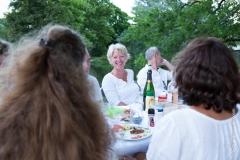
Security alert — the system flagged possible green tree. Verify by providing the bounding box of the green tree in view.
[82,0,130,56]
[122,0,240,63]
[5,0,130,56]
[0,18,8,40]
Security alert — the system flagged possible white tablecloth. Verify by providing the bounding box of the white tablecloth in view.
[113,133,151,156]
[110,111,152,156]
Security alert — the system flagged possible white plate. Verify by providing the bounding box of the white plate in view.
[114,124,152,141]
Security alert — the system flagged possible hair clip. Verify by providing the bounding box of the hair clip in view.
[40,38,50,46]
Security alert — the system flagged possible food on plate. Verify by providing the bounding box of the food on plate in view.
[123,124,131,130]
[120,108,130,122]
[113,124,124,133]
[124,109,130,114]
[130,127,144,134]
[109,106,130,122]
[113,124,152,140]
[131,135,142,139]
[120,116,130,122]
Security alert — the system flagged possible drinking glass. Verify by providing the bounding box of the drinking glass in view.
[119,128,125,142]
[101,102,110,116]
[130,102,144,125]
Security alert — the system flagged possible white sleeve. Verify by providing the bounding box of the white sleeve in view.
[166,70,173,80]
[101,74,121,106]
[147,116,181,160]
[90,76,103,102]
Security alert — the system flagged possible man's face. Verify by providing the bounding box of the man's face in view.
[155,51,163,66]
[82,53,90,74]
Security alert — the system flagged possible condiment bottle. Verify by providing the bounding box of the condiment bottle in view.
[155,108,163,125]
[143,65,155,113]
[148,108,155,127]
[158,95,167,102]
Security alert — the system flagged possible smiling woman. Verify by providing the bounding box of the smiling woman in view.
[102,43,140,106]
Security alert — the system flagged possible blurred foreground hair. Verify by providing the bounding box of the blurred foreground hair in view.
[0,24,115,160]
[175,37,240,113]
[0,38,11,55]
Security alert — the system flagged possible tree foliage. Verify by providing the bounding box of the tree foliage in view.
[0,18,8,39]
[5,0,130,56]
[121,0,240,67]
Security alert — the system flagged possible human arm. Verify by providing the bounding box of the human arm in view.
[160,59,174,71]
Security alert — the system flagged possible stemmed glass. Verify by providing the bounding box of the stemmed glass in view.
[119,128,125,142]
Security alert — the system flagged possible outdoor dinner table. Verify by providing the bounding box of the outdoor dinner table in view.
[104,102,186,157]
[109,111,153,156]
[113,130,151,156]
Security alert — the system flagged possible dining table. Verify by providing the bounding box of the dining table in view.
[104,101,187,157]
[107,110,153,157]
[113,132,151,156]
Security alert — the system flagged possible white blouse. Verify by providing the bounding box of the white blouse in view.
[147,105,240,160]
[137,64,172,96]
[101,69,140,106]
[88,75,102,102]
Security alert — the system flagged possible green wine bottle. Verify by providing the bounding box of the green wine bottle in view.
[143,65,155,112]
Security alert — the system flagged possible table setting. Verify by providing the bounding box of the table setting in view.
[101,101,188,156]
[102,102,153,156]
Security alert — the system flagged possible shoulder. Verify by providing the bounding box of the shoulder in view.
[88,75,99,84]
[102,73,113,84]
[125,69,133,74]
[160,108,194,125]
[88,75,97,81]
[138,65,148,73]
[103,73,112,80]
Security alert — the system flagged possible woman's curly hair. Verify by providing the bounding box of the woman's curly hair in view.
[175,37,240,113]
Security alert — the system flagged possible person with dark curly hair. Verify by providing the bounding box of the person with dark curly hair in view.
[135,37,240,160]
[0,24,118,160]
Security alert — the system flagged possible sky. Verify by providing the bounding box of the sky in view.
[0,0,135,18]
[110,0,135,16]
[0,0,11,18]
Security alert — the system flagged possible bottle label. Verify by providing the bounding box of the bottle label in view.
[145,96,154,112]
[149,116,155,127]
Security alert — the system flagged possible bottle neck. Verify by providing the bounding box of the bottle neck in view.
[146,70,152,81]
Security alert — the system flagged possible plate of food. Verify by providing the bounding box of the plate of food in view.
[113,124,152,141]
[107,106,131,123]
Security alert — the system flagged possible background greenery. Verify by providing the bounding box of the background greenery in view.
[0,0,240,85]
